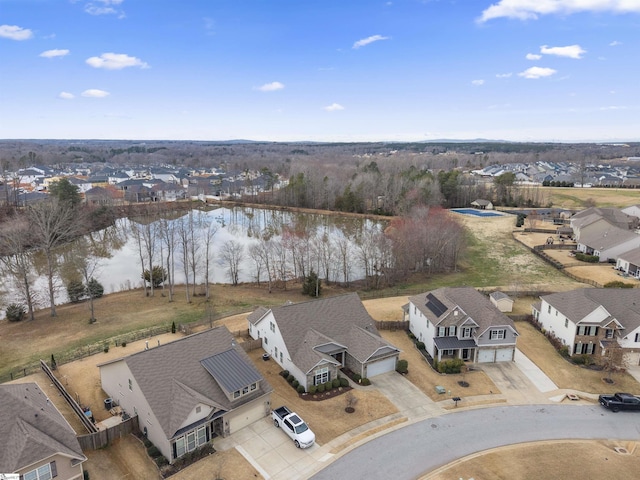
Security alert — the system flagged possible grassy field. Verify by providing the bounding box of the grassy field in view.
[544,186,640,209]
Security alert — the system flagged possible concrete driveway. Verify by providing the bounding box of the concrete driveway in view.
[369,372,444,419]
[476,349,556,404]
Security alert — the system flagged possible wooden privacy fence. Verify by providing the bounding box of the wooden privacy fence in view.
[40,360,98,434]
[77,415,139,450]
[375,320,409,331]
[240,337,263,352]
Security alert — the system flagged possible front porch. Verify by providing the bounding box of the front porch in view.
[433,337,477,362]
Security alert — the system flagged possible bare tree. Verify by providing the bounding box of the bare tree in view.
[200,212,220,299]
[64,236,104,323]
[0,217,38,320]
[219,240,244,285]
[158,215,179,302]
[28,199,82,316]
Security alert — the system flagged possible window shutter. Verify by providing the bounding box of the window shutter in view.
[51,461,58,478]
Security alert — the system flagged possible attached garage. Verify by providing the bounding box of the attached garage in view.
[477,349,495,363]
[365,356,397,377]
[227,397,270,433]
[624,351,640,367]
[495,347,515,362]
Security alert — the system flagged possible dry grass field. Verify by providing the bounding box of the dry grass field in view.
[545,186,640,209]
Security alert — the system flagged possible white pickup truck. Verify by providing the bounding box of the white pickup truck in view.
[272,405,315,448]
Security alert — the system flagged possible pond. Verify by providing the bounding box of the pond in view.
[0,206,387,308]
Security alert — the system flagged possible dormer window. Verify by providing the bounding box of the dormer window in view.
[462,327,471,338]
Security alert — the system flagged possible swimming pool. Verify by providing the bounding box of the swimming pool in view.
[451,208,503,217]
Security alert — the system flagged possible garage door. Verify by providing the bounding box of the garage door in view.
[477,349,495,363]
[227,400,267,433]
[366,356,397,377]
[495,348,514,362]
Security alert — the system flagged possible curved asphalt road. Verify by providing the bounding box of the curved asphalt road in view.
[311,405,640,480]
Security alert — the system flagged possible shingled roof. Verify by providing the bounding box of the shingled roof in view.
[409,287,516,336]
[100,326,271,440]
[266,293,399,374]
[541,289,640,332]
[0,383,86,473]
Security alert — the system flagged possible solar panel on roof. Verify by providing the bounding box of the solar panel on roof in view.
[426,293,447,317]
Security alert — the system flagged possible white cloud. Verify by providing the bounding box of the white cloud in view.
[352,35,390,49]
[540,44,586,59]
[0,25,33,41]
[518,66,557,79]
[496,72,512,78]
[255,81,284,92]
[86,53,149,70]
[58,92,75,100]
[471,79,485,86]
[609,40,622,46]
[526,53,542,60]
[479,0,640,22]
[84,0,125,17]
[40,49,70,58]
[600,105,627,110]
[81,89,110,98]
[323,103,345,111]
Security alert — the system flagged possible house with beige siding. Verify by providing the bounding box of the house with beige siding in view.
[0,383,86,479]
[248,293,400,389]
[406,287,518,363]
[99,326,272,464]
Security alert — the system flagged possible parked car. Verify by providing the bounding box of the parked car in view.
[598,392,640,412]
[272,405,315,448]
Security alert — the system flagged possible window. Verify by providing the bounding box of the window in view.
[636,333,640,343]
[443,349,454,356]
[233,390,240,399]
[274,346,278,357]
[250,382,257,391]
[547,305,551,314]
[279,351,283,362]
[242,385,249,395]
[605,329,614,339]
[314,367,330,385]
[577,326,598,336]
[565,318,568,328]
[196,406,201,414]
[438,327,446,337]
[128,378,132,391]
[270,321,275,333]
[174,425,208,460]
[448,326,456,336]
[24,462,55,480]
[489,329,506,340]
[462,327,471,338]
[264,337,268,345]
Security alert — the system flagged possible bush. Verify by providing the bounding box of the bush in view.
[416,341,425,351]
[103,344,109,353]
[6,303,26,322]
[87,278,104,298]
[280,370,289,378]
[339,377,349,387]
[332,378,340,388]
[324,381,333,391]
[396,359,408,374]
[575,252,599,263]
[286,374,295,383]
[308,385,317,395]
[559,345,570,358]
[436,358,465,374]
[407,332,416,340]
[317,384,325,393]
[121,341,127,347]
[154,456,169,467]
[147,445,161,458]
[171,321,176,334]
[292,379,299,389]
[67,279,86,303]
[83,471,90,480]
[143,438,153,448]
[360,377,371,386]
[604,281,634,288]
[296,384,305,393]
[353,373,361,382]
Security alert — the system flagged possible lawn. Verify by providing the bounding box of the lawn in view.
[545,186,640,209]
[514,320,640,394]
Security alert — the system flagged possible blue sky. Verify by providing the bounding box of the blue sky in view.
[1,0,639,142]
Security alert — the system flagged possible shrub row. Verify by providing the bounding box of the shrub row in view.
[575,252,599,263]
[280,369,306,394]
[433,358,464,374]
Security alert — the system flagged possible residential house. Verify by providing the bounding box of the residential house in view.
[489,291,514,313]
[622,204,640,220]
[151,182,186,202]
[406,287,518,363]
[532,289,640,366]
[470,199,494,210]
[615,248,640,279]
[575,222,640,262]
[247,293,400,389]
[570,207,639,238]
[0,382,86,479]
[99,326,272,464]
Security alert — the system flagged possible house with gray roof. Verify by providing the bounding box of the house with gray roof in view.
[247,293,400,389]
[0,382,86,479]
[576,222,640,262]
[406,287,518,363]
[98,326,272,464]
[532,289,640,366]
[616,248,640,279]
